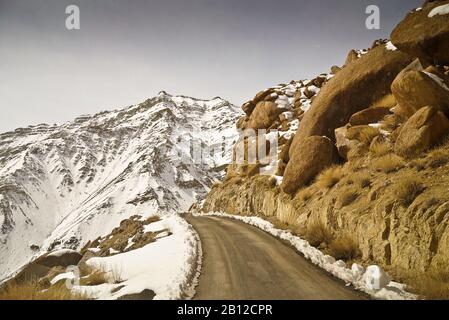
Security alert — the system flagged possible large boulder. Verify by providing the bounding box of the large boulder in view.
[391,0,449,65]
[242,101,255,116]
[392,60,449,118]
[283,45,412,194]
[281,136,339,194]
[395,106,449,157]
[247,101,285,129]
[349,107,391,126]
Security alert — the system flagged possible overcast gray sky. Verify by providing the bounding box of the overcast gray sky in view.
[0,0,422,133]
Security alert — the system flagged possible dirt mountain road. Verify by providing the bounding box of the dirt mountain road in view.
[186,215,367,300]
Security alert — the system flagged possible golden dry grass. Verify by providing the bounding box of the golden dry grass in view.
[305,220,333,247]
[337,187,359,208]
[347,144,369,161]
[316,166,344,189]
[348,171,371,189]
[80,266,123,286]
[393,176,425,207]
[370,94,396,109]
[380,114,402,132]
[297,188,314,202]
[327,235,361,261]
[407,268,449,300]
[0,281,89,300]
[358,127,380,145]
[369,140,391,157]
[426,149,449,169]
[373,154,404,173]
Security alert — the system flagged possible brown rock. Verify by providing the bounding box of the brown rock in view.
[281,136,339,194]
[349,107,391,126]
[312,76,326,88]
[284,45,412,194]
[331,65,342,74]
[345,49,359,65]
[303,86,317,99]
[236,116,247,130]
[392,60,449,118]
[335,125,358,159]
[276,136,293,176]
[242,101,255,116]
[36,250,83,268]
[391,0,449,65]
[247,101,284,129]
[425,65,449,84]
[253,88,275,104]
[395,106,449,157]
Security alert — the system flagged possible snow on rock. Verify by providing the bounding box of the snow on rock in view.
[51,271,76,285]
[385,41,398,51]
[47,249,78,257]
[74,214,202,300]
[351,263,365,280]
[194,212,416,300]
[428,4,449,18]
[423,71,449,91]
[363,265,391,291]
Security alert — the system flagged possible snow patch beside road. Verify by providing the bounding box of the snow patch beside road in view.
[74,213,202,300]
[194,212,416,300]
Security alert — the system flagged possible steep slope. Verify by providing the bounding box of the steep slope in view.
[200,2,449,299]
[0,92,242,279]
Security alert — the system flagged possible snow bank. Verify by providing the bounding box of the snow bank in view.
[73,213,202,300]
[47,249,78,257]
[51,271,76,285]
[194,212,416,300]
[428,4,449,17]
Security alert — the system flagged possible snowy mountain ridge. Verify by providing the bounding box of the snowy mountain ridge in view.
[0,92,242,279]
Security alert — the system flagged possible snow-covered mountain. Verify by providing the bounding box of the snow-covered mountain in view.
[0,92,242,279]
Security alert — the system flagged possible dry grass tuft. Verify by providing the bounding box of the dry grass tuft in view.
[369,140,391,157]
[337,187,359,208]
[316,166,344,189]
[347,144,369,161]
[80,270,108,286]
[327,235,361,261]
[393,177,425,207]
[407,268,449,300]
[348,171,371,189]
[80,265,123,286]
[373,154,404,173]
[358,127,380,145]
[305,220,333,247]
[426,149,449,169]
[297,188,314,203]
[370,94,396,109]
[0,281,89,300]
[380,114,402,132]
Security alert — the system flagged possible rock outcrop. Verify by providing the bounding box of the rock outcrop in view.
[349,107,392,126]
[199,3,449,297]
[395,106,449,157]
[391,0,449,65]
[392,60,449,118]
[281,136,339,194]
[282,44,412,194]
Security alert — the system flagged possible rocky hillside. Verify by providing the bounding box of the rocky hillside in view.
[201,0,449,298]
[0,92,241,280]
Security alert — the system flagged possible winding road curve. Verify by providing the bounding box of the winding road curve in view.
[186,214,367,300]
